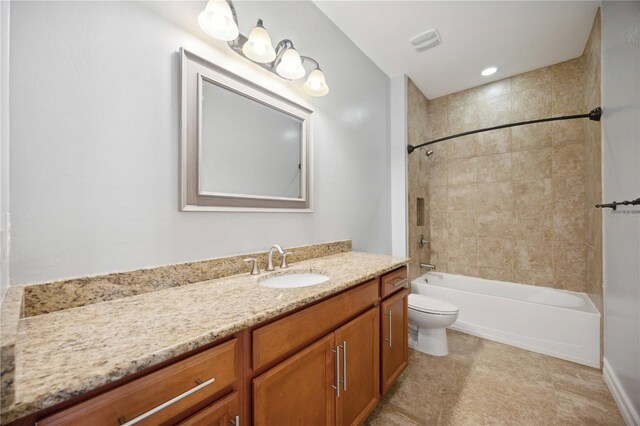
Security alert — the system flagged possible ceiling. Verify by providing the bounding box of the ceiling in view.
[314,1,600,99]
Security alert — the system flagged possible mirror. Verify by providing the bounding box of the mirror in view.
[181,48,314,211]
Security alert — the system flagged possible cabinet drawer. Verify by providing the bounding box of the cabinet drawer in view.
[38,338,239,426]
[252,279,378,371]
[380,267,407,299]
[177,391,239,426]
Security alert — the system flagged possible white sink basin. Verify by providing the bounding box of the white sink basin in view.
[260,273,330,289]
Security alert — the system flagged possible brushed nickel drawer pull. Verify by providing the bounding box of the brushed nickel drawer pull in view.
[385,309,392,347]
[330,345,340,398]
[342,340,347,392]
[119,377,215,426]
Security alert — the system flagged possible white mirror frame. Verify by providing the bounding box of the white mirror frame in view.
[180,48,314,212]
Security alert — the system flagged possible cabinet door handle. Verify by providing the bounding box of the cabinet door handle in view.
[342,340,347,392]
[230,415,240,426]
[118,377,215,425]
[385,309,392,347]
[331,345,340,398]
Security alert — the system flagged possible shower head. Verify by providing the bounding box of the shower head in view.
[420,148,434,157]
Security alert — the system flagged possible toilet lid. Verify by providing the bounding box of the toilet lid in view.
[408,294,459,314]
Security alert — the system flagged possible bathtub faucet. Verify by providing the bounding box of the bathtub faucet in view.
[420,263,436,271]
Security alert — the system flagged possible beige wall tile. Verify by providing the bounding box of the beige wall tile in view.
[447,262,479,277]
[514,240,552,269]
[478,211,514,238]
[448,158,478,185]
[448,87,479,108]
[512,148,552,180]
[478,238,515,269]
[430,210,448,238]
[553,242,586,292]
[553,177,585,211]
[553,143,585,178]
[478,182,514,212]
[511,66,552,93]
[429,238,448,262]
[428,186,448,211]
[478,95,512,127]
[476,79,512,101]
[448,104,479,133]
[513,210,553,241]
[512,122,552,152]
[511,86,552,120]
[552,120,585,146]
[479,266,514,282]
[448,210,478,237]
[513,179,552,210]
[427,158,448,187]
[478,129,511,155]
[553,210,586,242]
[514,266,554,287]
[478,153,512,183]
[448,184,478,211]
[448,135,478,160]
[447,236,478,264]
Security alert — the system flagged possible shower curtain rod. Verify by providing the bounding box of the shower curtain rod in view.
[406,107,602,154]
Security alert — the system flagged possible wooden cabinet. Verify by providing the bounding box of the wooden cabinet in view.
[253,334,336,426]
[380,289,409,395]
[178,391,239,426]
[31,267,408,426]
[335,307,380,426]
[253,307,380,426]
[38,339,240,426]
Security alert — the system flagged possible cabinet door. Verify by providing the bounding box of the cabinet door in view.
[334,307,380,426]
[177,391,239,426]
[253,333,336,426]
[381,290,409,395]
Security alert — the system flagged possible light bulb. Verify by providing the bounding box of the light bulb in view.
[242,21,276,63]
[275,48,306,80]
[198,0,239,41]
[303,69,329,96]
[481,66,498,76]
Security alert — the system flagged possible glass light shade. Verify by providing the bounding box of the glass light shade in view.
[242,24,276,63]
[198,0,239,41]
[275,48,306,80]
[303,69,329,96]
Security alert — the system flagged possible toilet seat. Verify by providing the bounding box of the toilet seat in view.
[408,294,459,315]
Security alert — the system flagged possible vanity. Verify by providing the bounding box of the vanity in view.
[1,249,409,425]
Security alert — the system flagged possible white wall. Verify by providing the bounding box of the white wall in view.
[8,1,391,284]
[0,0,10,300]
[389,75,407,257]
[602,1,640,424]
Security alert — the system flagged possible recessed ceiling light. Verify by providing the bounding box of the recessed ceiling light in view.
[481,66,499,77]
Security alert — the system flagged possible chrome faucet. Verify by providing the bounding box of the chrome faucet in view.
[266,244,292,271]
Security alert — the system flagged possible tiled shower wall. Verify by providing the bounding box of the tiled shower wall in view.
[407,80,430,280]
[583,11,602,311]
[408,14,602,293]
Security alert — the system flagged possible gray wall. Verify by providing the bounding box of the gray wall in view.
[602,1,640,422]
[8,1,391,284]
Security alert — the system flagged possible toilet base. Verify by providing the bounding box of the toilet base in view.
[416,327,449,356]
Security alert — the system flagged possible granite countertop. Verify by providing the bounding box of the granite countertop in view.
[2,251,409,424]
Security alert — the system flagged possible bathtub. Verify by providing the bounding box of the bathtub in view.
[412,272,601,368]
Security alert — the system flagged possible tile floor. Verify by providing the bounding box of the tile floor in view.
[366,331,624,425]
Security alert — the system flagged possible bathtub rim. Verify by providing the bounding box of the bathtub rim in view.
[411,272,600,316]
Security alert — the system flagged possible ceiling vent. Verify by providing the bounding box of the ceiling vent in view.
[410,29,441,52]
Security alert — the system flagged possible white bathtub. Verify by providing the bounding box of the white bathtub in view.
[412,272,601,368]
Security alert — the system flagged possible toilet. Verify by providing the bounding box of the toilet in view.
[408,294,459,356]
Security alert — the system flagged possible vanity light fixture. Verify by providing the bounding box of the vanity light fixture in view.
[198,0,329,96]
[481,66,499,76]
[242,20,276,63]
[197,0,239,42]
